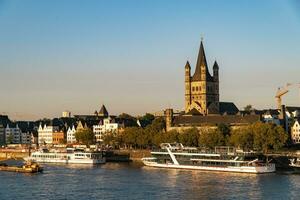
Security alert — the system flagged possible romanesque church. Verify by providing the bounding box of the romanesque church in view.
[185,40,219,115]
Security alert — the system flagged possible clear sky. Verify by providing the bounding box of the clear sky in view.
[0,0,300,120]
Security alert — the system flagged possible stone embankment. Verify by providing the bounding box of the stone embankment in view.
[112,149,151,162]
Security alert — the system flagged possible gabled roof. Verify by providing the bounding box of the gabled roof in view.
[186,108,202,116]
[192,41,213,82]
[219,102,239,115]
[99,105,109,117]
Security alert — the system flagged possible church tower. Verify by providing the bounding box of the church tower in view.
[185,61,191,112]
[184,40,219,115]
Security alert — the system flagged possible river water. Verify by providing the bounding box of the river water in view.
[0,162,299,200]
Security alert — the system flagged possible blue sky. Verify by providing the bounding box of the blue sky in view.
[0,0,300,120]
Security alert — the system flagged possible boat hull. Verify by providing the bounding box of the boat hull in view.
[24,157,106,164]
[142,161,275,174]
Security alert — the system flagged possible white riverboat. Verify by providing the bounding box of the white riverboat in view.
[25,148,106,164]
[142,143,275,174]
[289,158,300,168]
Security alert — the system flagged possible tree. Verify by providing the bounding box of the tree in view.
[252,122,288,153]
[229,127,254,151]
[199,129,225,149]
[75,129,95,145]
[244,105,253,112]
[140,113,155,127]
[179,128,200,147]
[123,127,144,149]
[118,113,138,127]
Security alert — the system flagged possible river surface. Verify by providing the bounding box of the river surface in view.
[0,161,300,200]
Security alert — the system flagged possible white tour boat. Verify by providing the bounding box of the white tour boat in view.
[289,158,300,168]
[142,143,275,174]
[25,148,106,164]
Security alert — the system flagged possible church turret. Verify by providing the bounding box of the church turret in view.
[213,61,219,81]
[185,61,191,112]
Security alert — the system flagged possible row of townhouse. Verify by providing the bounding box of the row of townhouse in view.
[0,121,34,145]
[38,117,122,145]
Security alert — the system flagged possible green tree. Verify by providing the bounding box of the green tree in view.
[179,128,200,147]
[229,127,254,151]
[199,129,225,149]
[118,113,138,127]
[252,122,288,153]
[75,128,95,145]
[123,127,144,149]
[140,113,155,127]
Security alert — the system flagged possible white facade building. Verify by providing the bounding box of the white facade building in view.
[262,114,280,125]
[5,124,22,144]
[38,124,59,144]
[93,118,119,142]
[291,120,300,144]
[67,125,76,143]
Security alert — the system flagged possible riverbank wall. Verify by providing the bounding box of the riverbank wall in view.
[111,149,151,162]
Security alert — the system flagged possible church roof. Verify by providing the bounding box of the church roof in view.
[213,61,219,69]
[99,105,109,117]
[185,61,191,69]
[219,102,239,115]
[192,41,213,81]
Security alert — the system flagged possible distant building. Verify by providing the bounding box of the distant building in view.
[67,125,76,143]
[5,124,22,144]
[0,124,4,145]
[291,120,300,144]
[165,108,261,132]
[38,124,59,144]
[52,131,65,144]
[62,111,71,118]
[262,109,281,125]
[93,117,119,142]
[0,115,11,145]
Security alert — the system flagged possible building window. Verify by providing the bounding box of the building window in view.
[192,87,195,91]
[196,87,198,91]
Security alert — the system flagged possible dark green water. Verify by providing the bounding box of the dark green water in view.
[0,162,299,200]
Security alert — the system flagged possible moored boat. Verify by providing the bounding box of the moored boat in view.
[0,162,43,173]
[25,148,106,164]
[289,158,300,168]
[142,143,275,174]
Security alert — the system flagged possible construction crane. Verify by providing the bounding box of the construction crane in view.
[275,83,300,109]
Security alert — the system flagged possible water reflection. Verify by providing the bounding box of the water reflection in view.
[1,162,300,200]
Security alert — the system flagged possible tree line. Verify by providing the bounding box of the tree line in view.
[101,118,288,153]
[74,113,288,153]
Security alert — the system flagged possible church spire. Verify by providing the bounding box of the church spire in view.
[192,40,213,81]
